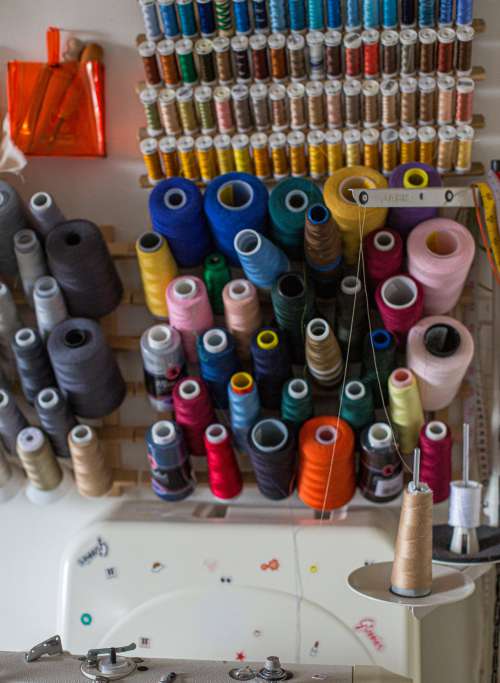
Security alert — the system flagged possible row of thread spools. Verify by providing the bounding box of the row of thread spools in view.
[141,122,474,185]
[0,182,129,500]
[138,162,474,504]
[138,0,475,43]
[137,25,476,91]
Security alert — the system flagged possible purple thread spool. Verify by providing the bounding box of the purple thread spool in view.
[386,162,442,238]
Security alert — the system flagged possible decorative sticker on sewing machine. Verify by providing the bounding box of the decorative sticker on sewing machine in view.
[80,613,92,626]
[309,641,320,657]
[78,537,109,567]
[220,576,233,583]
[105,567,118,579]
[138,637,151,649]
[253,630,262,638]
[309,564,319,574]
[260,558,280,571]
[151,562,165,573]
[354,619,385,652]
[203,558,218,572]
[235,651,246,661]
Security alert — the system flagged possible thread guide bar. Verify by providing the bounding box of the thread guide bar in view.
[351,188,476,208]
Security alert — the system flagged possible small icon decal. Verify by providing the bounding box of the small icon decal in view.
[309,564,319,574]
[260,558,280,571]
[203,559,218,572]
[105,567,118,579]
[354,618,384,652]
[235,651,246,662]
[78,537,109,567]
[151,562,165,573]
[80,613,92,626]
[309,641,319,657]
[139,637,151,648]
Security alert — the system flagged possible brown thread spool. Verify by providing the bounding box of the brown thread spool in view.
[325,30,342,79]
[390,451,433,598]
[288,33,307,81]
[436,125,456,173]
[325,80,343,129]
[231,84,252,133]
[214,85,235,134]
[418,28,437,75]
[213,36,233,83]
[231,35,251,83]
[437,75,455,125]
[305,318,344,387]
[381,79,398,128]
[69,425,113,497]
[157,39,181,87]
[268,33,287,82]
[437,28,455,76]
[222,279,262,359]
[304,204,342,267]
[456,77,474,125]
[250,34,269,82]
[159,88,182,135]
[250,83,270,131]
[288,82,307,130]
[418,76,436,125]
[17,426,62,492]
[381,30,399,78]
[269,83,288,132]
[344,79,362,128]
[306,81,326,130]
[196,39,217,85]
[400,29,417,76]
[139,41,162,87]
[362,80,380,128]
[456,26,474,76]
[400,77,418,126]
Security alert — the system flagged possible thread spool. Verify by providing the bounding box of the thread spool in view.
[419,421,452,504]
[204,173,268,266]
[449,481,482,554]
[407,316,474,411]
[172,377,215,455]
[147,420,195,501]
[390,454,433,598]
[68,425,113,497]
[247,418,296,500]
[271,272,314,363]
[29,192,65,238]
[197,328,240,408]
[46,220,123,319]
[281,378,313,433]
[33,276,68,342]
[222,279,262,359]
[0,180,29,276]
[203,252,231,315]
[323,166,388,264]
[166,276,214,363]
[234,229,290,290]
[359,422,403,502]
[269,178,323,259]
[387,163,442,237]
[407,218,475,315]
[306,318,343,387]
[364,228,403,290]
[335,275,367,362]
[362,328,396,407]
[136,232,178,319]
[149,178,212,267]
[388,368,425,455]
[0,282,22,371]
[228,371,261,449]
[14,230,48,306]
[0,389,28,455]
[141,324,185,412]
[304,203,343,298]
[251,328,292,410]
[17,427,62,493]
[375,274,424,343]
[12,328,56,405]
[340,380,374,432]
[48,318,126,419]
[35,387,77,459]
[298,416,356,511]
[204,423,243,499]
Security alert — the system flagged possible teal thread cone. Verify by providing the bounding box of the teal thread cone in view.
[281,378,314,432]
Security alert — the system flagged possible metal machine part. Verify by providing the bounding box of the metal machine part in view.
[81,642,137,681]
[351,187,476,208]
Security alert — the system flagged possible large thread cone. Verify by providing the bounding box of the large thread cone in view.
[391,484,433,597]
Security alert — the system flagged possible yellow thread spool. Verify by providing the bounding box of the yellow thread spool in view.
[418,126,436,165]
[214,134,235,173]
[68,425,113,498]
[381,128,398,177]
[257,330,279,350]
[288,131,307,178]
[399,126,418,164]
[136,231,178,318]
[307,130,327,180]
[344,129,361,167]
[388,368,424,455]
[269,132,289,179]
[177,135,200,180]
[251,133,271,180]
[232,133,253,173]
[403,167,429,189]
[323,165,388,264]
[455,124,474,173]
[140,138,164,185]
[325,130,343,175]
[195,135,218,183]
[362,128,380,170]
[159,136,178,178]
[230,371,254,393]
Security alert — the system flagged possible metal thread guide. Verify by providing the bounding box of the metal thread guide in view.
[450,423,480,555]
